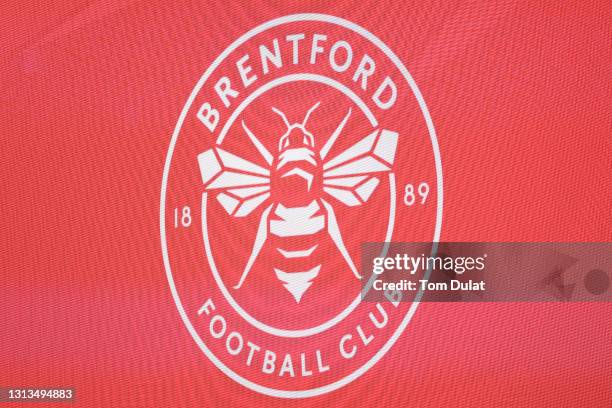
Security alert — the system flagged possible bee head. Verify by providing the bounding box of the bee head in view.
[273,102,319,153]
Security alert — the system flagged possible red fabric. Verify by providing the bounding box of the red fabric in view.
[1,1,610,407]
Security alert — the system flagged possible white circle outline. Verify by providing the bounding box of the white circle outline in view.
[160,13,443,398]
[203,72,393,338]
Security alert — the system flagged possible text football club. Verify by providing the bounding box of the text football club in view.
[161,14,443,398]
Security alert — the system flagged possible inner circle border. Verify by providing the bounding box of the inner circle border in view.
[160,13,444,398]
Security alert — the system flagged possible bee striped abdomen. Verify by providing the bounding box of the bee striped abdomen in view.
[270,200,324,302]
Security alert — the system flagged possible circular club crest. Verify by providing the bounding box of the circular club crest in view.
[161,14,442,398]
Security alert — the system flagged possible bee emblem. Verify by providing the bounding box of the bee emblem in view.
[198,102,398,302]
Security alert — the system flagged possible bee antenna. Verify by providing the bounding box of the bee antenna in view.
[271,107,291,130]
[301,101,320,128]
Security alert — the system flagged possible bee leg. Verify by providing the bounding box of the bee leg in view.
[320,199,361,280]
[234,204,274,289]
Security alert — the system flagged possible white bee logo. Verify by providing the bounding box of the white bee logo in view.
[197,102,398,302]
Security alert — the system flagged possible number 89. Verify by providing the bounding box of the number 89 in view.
[403,182,429,206]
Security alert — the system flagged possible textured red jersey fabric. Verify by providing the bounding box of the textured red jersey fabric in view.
[1,1,610,407]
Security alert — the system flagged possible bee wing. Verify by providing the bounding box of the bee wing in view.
[322,129,398,206]
[198,147,271,217]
